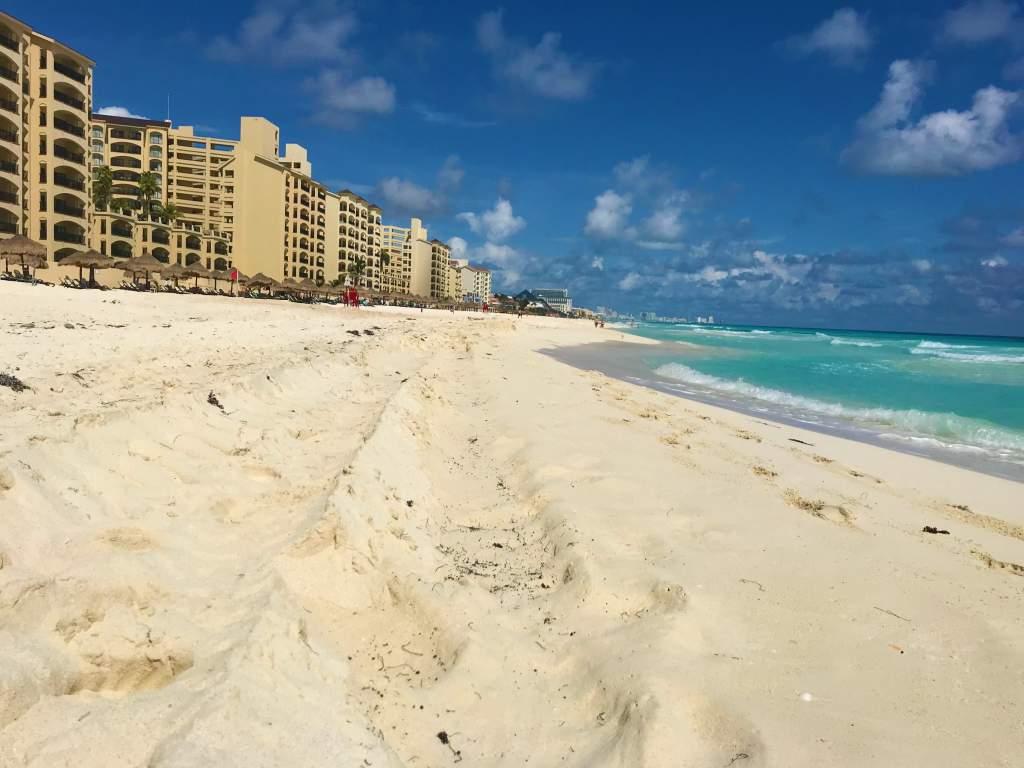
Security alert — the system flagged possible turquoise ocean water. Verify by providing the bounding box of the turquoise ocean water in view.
[617,323,1024,479]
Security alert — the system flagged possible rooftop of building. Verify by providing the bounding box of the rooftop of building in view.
[0,11,96,67]
[91,113,173,129]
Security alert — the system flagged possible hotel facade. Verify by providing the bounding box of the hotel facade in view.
[0,11,494,301]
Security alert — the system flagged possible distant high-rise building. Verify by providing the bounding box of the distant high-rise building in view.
[533,288,572,314]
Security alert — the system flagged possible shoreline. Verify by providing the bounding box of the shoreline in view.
[2,282,1023,766]
[543,339,1024,483]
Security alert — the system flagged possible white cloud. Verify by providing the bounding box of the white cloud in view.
[584,190,632,238]
[636,240,687,251]
[618,272,643,291]
[373,156,463,216]
[449,236,468,260]
[786,8,873,67]
[591,256,604,271]
[413,103,496,128]
[841,59,1023,176]
[438,155,464,191]
[940,0,1019,44]
[912,258,933,272]
[1002,227,1024,246]
[376,178,443,215]
[477,10,598,100]
[209,5,358,65]
[457,198,526,241]
[96,106,146,119]
[982,255,1009,267]
[643,193,688,241]
[311,70,395,126]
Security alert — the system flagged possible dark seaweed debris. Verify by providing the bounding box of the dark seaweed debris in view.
[207,392,224,411]
[0,372,29,392]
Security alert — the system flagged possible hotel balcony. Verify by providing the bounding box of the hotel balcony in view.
[110,141,141,155]
[54,196,86,219]
[0,63,17,84]
[110,220,133,238]
[53,60,87,86]
[53,223,86,245]
[53,142,85,165]
[0,89,17,116]
[0,28,19,56]
[54,170,86,192]
[53,86,86,113]
[53,114,86,141]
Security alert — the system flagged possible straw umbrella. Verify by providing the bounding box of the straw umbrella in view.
[0,234,47,277]
[158,262,188,289]
[298,277,318,299]
[209,269,233,293]
[245,272,275,296]
[115,253,166,289]
[61,249,118,287]
[180,261,211,290]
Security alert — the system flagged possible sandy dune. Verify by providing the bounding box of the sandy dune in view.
[1,282,1021,766]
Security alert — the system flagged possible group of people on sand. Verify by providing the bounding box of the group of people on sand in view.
[594,319,606,328]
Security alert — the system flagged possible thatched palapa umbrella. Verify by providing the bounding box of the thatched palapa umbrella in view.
[116,253,166,289]
[158,262,188,288]
[60,249,118,287]
[279,277,301,292]
[0,234,47,277]
[180,261,210,289]
[298,277,318,297]
[209,269,233,292]
[245,272,276,296]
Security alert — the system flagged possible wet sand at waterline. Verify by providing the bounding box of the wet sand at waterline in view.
[1,281,1021,766]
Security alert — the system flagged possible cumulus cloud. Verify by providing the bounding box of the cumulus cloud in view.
[412,103,496,128]
[96,106,147,119]
[476,9,598,100]
[982,255,1009,266]
[208,4,358,65]
[912,258,933,272]
[1002,227,1024,246]
[373,156,463,216]
[841,59,1023,176]
[584,190,633,238]
[940,0,1020,44]
[449,236,468,260]
[375,178,444,215]
[457,197,526,241]
[643,192,689,241]
[785,8,873,67]
[618,272,644,291]
[310,71,395,126]
[591,256,604,271]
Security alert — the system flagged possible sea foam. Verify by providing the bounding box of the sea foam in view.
[653,363,1024,454]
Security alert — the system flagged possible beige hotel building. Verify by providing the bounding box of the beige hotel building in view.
[1,12,94,259]
[1,11,494,301]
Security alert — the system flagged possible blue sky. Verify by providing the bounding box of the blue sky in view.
[16,0,1024,333]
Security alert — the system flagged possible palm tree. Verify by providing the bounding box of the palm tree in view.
[347,255,367,288]
[156,201,180,223]
[92,166,112,211]
[137,172,159,216]
[111,197,136,214]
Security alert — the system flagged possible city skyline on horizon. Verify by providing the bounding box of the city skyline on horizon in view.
[6,0,1024,334]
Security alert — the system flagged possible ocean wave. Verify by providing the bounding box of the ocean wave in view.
[830,338,883,348]
[911,342,1024,364]
[688,328,768,337]
[653,363,1024,453]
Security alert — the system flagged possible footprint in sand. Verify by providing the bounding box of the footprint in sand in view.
[784,490,854,527]
[752,465,778,479]
[100,527,156,551]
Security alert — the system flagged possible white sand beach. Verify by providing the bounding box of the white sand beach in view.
[1,281,1022,767]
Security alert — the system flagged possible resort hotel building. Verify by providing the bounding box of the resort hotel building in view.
[0,10,493,300]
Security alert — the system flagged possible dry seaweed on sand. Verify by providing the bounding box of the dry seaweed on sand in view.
[0,372,29,392]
